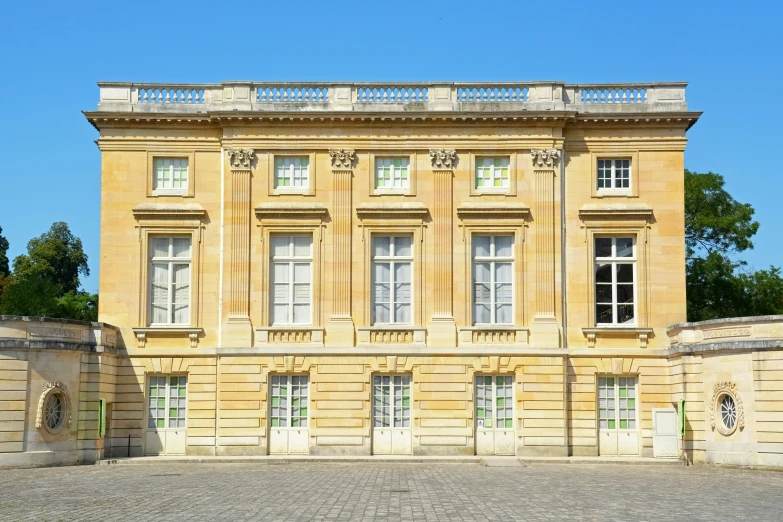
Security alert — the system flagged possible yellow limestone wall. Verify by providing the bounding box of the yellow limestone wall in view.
[90,112,694,458]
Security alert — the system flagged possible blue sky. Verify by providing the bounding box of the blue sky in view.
[0,0,779,293]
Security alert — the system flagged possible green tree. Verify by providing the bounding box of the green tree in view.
[685,170,783,321]
[12,222,89,294]
[0,274,61,317]
[56,291,99,322]
[0,226,9,277]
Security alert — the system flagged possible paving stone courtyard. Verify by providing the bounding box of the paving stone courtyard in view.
[0,461,781,521]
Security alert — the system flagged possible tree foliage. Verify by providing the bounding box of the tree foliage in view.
[0,222,97,321]
[0,226,9,278]
[12,221,89,294]
[685,170,783,321]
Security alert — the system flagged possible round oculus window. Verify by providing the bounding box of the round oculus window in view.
[720,394,737,432]
[45,392,65,432]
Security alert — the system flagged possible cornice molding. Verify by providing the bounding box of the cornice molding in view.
[132,203,206,219]
[578,204,653,221]
[254,203,329,220]
[355,202,429,220]
[456,203,531,220]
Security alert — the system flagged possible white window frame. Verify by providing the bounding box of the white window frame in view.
[372,375,411,428]
[375,157,410,190]
[371,235,413,325]
[594,237,637,326]
[148,236,192,326]
[270,235,313,326]
[152,158,189,195]
[598,376,637,431]
[475,157,511,191]
[269,375,309,428]
[596,158,631,193]
[475,375,514,429]
[472,235,514,325]
[147,375,188,429]
[274,156,310,189]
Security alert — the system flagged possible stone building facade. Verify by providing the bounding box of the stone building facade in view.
[3,81,777,467]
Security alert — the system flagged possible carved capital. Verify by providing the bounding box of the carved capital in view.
[329,148,356,169]
[429,148,457,169]
[227,148,255,170]
[531,148,559,168]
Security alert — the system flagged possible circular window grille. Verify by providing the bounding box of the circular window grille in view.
[45,393,65,431]
[720,395,737,431]
[711,382,744,436]
[36,381,71,435]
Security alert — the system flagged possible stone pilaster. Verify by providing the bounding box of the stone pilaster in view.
[224,148,255,346]
[530,148,560,347]
[428,149,458,347]
[325,149,356,347]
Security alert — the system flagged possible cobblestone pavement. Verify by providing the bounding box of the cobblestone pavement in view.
[1,462,782,521]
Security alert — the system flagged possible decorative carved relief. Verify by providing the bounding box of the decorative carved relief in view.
[710,381,745,436]
[329,148,356,169]
[227,148,255,170]
[36,381,71,434]
[429,148,457,169]
[472,330,517,344]
[531,148,559,168]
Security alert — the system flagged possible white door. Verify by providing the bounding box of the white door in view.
[145,375,187,455]
[269,375,309,455]
[475,375,516,456]
[598,376,638,456]
[372,375,412,455]
[652,408,679,458]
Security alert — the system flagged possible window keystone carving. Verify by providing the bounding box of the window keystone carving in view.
[531,148,559,168]
[329,148,356,169]
[429,148,457,169]
[227,148,255,170]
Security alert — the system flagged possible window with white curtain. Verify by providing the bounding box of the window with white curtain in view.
[149,237,191,325]
[472,235,513,325]
[153,158,188,193]
[275,157,310,189]
[271,235,312,325]
[372,236,413,324]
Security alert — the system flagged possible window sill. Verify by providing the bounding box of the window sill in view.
[255,326,324,347]
[594,190,634,198]
[581,327,653,349]
[132,327,203,348]
[151,190,189,197]
[459,326,530,345]
[357,326,425,346]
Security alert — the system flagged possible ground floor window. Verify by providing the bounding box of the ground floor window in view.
[270,375,309,428]
[598,376,636,430]
[148,375,187,429]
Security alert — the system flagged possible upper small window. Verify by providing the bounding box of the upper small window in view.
[597,159,631,192]
[153,158,189,194]
[275,157,310,189]
[476,157,510,190]
[376,158,410,190]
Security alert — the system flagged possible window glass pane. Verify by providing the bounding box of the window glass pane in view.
[495,263,512,283]
[172,238,191,258]
[293,236,311,257]
[616,264,634,283]
[394,262,411,283]
[272,263,289,283]
[595,284,612,303]
[293,263,310,284]
[151,238,170,258]
[595,238,612,258]
[596,304,613,324]
[595,263,612,283]
[494,236,513,257]
[395,303,411,323]
[495,304,512,323]
[373,236,391,257]
[618,305,635,324]
[293,304,310,324]
[374,303,390,323]
[616,238,634,258]
[474,263,491,283]
[272,236,290,257]
[394,236,412,257]
[473,236,490,257]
